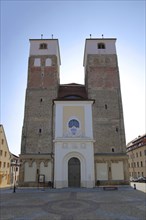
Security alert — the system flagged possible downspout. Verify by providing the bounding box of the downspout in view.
[51,101,55,187]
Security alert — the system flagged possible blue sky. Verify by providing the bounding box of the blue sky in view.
[1,0,145,155]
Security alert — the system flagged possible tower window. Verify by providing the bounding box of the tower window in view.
[40,43,47,49]
[39,128,42,134]
[112,148,115,152]
[40,98,43,102]
[45,58,52,66]
[98,43,105,49]
[116,127,118,132]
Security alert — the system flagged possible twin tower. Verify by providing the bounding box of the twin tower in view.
[19,37,129,188]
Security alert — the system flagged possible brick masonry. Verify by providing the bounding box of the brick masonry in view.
[85,54,126,153]
[21,55,59,155]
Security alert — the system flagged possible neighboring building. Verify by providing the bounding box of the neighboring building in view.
[0,125,11,188]
[19,37,129,188]
[0,125,19,188]
[126,134,146,178]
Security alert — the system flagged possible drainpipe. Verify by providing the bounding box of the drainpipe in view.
[51,101,55,188]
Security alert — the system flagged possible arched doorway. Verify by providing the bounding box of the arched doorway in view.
[68,157,80,187]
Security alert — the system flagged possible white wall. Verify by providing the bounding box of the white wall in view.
[111,161,124,180]
[96,163,108,180]
[40,161,52,182]
[24,162,36,182]
[130,182,146,193]
[54,101,94,139]
[54,100,95,188]
[54,141,95,188]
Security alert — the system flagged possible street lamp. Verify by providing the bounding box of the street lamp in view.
[11,160,21,193]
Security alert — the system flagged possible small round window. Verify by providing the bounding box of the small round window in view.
[68,119,80,135]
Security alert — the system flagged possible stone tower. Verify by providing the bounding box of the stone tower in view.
[84,38,129,184]
[19,39,60,186]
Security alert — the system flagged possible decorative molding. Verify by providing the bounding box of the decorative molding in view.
[54,137,95,143]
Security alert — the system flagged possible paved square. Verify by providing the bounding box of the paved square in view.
[0,187,145,220]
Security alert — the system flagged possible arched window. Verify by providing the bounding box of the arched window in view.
[34,58,41,66]
[98,43,105,49]
[45,58,52,66]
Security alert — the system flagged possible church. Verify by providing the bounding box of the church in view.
[19,37,129,188]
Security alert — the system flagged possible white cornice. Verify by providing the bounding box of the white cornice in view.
[53,137,95,143]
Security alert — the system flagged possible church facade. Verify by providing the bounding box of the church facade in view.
[19,37,129,188]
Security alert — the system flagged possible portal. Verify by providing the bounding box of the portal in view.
[68,157,80,187]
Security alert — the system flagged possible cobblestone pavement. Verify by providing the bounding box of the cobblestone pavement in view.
[0,186,146,220]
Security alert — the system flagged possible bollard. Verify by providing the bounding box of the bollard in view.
[13,184,16,193]
[134,184,136,190]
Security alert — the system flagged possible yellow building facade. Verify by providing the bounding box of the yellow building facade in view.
[0,125,11,188]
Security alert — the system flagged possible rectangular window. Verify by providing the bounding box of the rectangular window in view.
[137,162,139,167]
[140,151,142,157]
[3,162,6,168]
[5,151,7,157]
[141,161,143,167]
[0,150,2,156]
